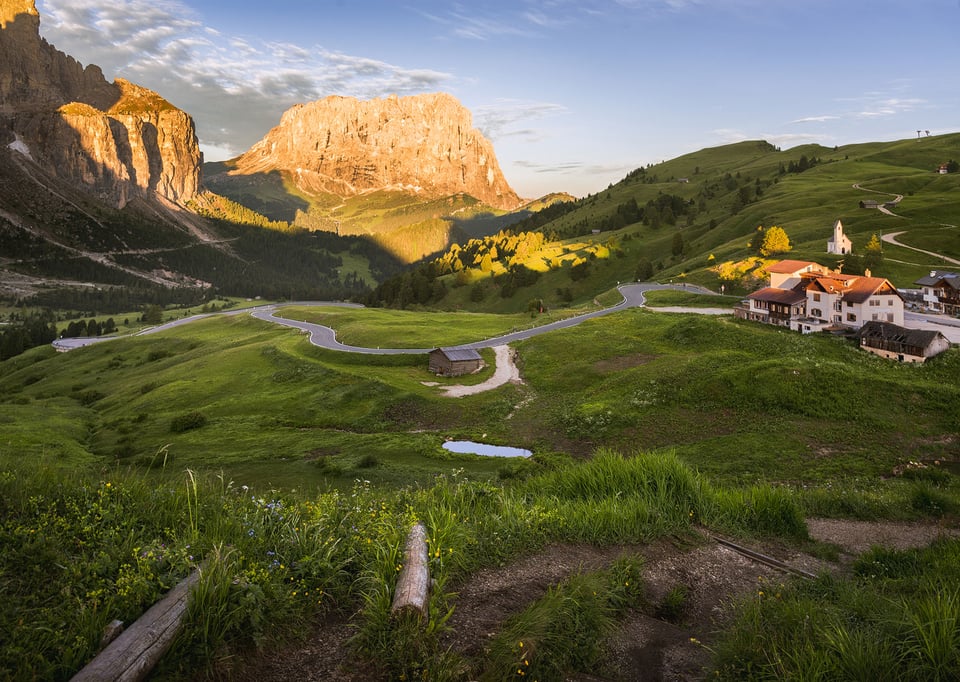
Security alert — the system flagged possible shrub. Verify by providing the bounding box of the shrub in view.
[170,411,207,433]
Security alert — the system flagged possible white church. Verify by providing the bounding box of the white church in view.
[827,219,852,255]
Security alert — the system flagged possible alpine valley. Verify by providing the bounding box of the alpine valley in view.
[0,0,542,310]
[3,1,960,681]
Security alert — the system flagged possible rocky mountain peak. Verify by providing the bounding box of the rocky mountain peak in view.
[234,92,521,210]
[0,0,201,206]
[1,0,36,27]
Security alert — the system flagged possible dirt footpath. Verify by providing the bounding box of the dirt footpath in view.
[223,519,957,681]
[442,345,521,397]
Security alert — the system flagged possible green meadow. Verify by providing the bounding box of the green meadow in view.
[3,302,958,679]
[371,134,960,316]
[4,302,959,494]
[5,133,960,679]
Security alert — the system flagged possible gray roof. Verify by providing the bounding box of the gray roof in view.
[432,347,482,361]
[857,321,945,349]
[915,271,960,287]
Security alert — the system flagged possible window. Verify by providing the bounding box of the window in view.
[846,300,853,308]
[888,299,894,306]
[813,293,821,302]
[887,313,895,322]
[870,299,880,307]
[847,313,857,322]
[872,313,879,320]
[811,308,822,318]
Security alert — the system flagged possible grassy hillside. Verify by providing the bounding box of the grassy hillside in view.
[372,134,960,314]
[4,133,960,679]
[2,304,958,679]
[204,161,573,263]
[2,306,957,492]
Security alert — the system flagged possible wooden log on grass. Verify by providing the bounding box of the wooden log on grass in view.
[391,522,430,618]
[71,568,201,682]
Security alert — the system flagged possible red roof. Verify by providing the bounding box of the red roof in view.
[767,260,820,274]
[747,287,807,305]
[805,275,901,302]
[842,276,900,303]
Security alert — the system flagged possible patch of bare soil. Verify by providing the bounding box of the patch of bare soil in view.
[593,354,658,373]
[806,518,959,557]
[440,543,650,659]
[441,534,816,682]
[214,609,366,682]
[219,520,957,681]
[442,345,521,398]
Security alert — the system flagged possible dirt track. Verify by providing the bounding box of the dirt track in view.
[441,345,521,397]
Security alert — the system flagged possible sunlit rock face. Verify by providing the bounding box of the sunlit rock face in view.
[234,93,521,210]
[0,0,201,207]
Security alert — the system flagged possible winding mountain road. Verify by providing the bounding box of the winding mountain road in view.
[882,230,960,266]
[247,283,722,355]
[52,283,721,354]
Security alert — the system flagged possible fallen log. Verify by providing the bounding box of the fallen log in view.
[390,522,430,618]
[71,568,201,682]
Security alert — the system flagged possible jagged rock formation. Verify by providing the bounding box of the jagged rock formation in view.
[233,93,521,210]
[0,0,201,207]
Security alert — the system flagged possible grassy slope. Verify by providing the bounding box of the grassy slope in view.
[4,135,960,680]
[204,163,525,263]
[419,135,960,314]
[3,306,957,497]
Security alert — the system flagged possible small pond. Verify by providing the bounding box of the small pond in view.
[442,441,532,458]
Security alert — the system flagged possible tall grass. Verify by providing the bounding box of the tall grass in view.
[481,557,645,680]
[712,539,960,681]
[0,449,841,679]
[531,449,808,540]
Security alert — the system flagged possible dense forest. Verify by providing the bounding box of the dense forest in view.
[0,310,57,361]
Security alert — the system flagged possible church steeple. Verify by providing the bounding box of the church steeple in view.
[827,219,852,255]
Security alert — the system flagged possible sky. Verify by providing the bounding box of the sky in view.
[33,0,960,199]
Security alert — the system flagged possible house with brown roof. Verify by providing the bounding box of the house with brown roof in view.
[857,321,951,363]
[740,286,808,327]
[735,260,904,333]
[914,270,960,315]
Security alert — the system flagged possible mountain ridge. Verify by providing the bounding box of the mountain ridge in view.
[228,92,521,211]
[0,0,201,208]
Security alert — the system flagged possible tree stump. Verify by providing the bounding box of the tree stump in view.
[71,569,200,681]
[390,522,430,618]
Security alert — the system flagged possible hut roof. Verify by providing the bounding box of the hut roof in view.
[433,348,482,361]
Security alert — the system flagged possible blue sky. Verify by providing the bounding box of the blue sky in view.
[34,0,960,199]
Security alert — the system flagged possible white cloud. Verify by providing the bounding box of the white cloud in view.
[710,128,749,144]
[791,115,840,124]
[473,100,568,141]
[514,159,635,176]
[36,0,453,158]
[415,4,541,41]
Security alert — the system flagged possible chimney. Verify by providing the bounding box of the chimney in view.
[865,268,871,278]
[930,271,937,277]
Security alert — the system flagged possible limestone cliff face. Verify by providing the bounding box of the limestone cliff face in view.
[234,93,521,210]
[0,0,201,206]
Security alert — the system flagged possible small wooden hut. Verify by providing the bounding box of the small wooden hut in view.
[428,348,482,376]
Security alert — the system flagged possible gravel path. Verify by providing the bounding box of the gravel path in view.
[441,345,521,397]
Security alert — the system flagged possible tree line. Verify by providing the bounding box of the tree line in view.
[367,229,547,308]
[0,311,57,361]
